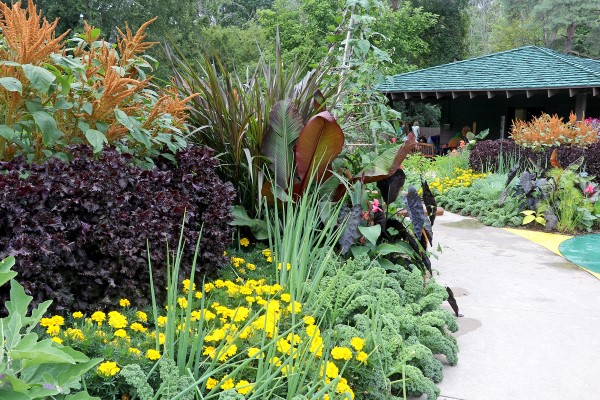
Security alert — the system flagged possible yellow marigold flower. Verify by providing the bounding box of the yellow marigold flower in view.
[206,377,219,390]
[136,311,148,322]
[72,311,84,319]
[266,256,272,262]
[91,311,106,324]
[195,291,203,299]
[223,251,227,256]
[247,347,262,358]
[350,337,365,352]
[303,315,315,325]
[204,282,215,293]
[322,361,339,379]
[221,378,235,391]
[107,311,128,329]
[245,296,256,304]
[114,329,128,338]
[157,316,167,327]
[51,336,63,344]
[261,248,271,257]
[204,328,226,342]
[356,351,368,364]
[146,349,161,361]
[240,237,250,247]
[119,298,131,307]
[246,263,256,271]
[40,317,54,327]
[182,279,196,294]
[66,328,85,340]
[331,346,353,361]
[276,338,292,355]
[49,315,64,326]
[286,301,302,314]
[129,347,141,356]
[203,346,217,359]
[177,297,188,309]
[236,380,253,395]
[277,262,291,271]
[203,309,216,321]
[219,344,237,361]
[239,326,252,339]
[46,325,60,336]
[190,310,201,321]
[269,356,282,367]
[336,377,354,399]
[280,293,291,302]
[97,361,120,378]
[130,322,147,333]
[232,306,250,322]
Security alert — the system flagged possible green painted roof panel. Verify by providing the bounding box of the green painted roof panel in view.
[379,46,600,93]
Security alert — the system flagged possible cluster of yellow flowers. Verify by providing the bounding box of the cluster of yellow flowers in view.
[429,168,488,194]
[43,248,366,399]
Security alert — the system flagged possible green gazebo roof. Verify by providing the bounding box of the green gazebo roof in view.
[379,46,600,96]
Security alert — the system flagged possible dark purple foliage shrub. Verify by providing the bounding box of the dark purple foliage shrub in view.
[0,145,235,313]
[469,140,599,182]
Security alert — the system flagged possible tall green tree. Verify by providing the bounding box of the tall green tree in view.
[408,0,470,66]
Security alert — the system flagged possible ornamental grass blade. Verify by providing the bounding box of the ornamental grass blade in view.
[295,111,344,193]
[263,99,303,188]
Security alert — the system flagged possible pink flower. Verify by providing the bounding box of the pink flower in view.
[391,138,396,143]
[584,184,595,195]
[372,199,383,213]
[361,211,370,221]
[459,140,466,148]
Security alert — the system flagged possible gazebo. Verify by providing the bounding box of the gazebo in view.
[379,46,600,144]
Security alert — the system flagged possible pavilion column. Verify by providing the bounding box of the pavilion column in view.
[575,93,587,120]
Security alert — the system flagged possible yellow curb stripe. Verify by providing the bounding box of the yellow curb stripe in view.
[503,228,599,280]
[503,228,572,256]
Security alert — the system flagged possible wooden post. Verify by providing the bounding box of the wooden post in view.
[575,93,587,120]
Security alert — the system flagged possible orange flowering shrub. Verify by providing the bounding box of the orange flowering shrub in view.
[0,1,194,165]
[510,112,598,150]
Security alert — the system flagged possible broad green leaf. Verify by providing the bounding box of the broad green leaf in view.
[521,210,535,216]
[262,99,303,188]
[32,111,61,145]
[85,129,108,153]
[522,215,535,224]
[295,110,344,192]
[22,64,56,94]
[350,245,370,258]
[27,300,52,333]
[358,225,381,246]
[0,125,16,141]
[11,337,76,366]
[0,256,17,287]
[376,242,414,256]
[356,132,416,183]
[230,205,269,240]
[115,108,135,131]
[6,279,32,321]
[535,217,546,226]
[65,391,102,400]
[0,77,22,93]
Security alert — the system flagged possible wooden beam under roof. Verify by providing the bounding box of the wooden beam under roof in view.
[547,89,559,97]
[487,91,497,99]
[569,88,578,97]
[469,91,478,99]
[506,90,515,98]
[452,91,460,99]
[404,92,411,100]
[594,87,599,97]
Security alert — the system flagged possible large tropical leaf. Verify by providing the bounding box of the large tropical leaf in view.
[295,110,344,192]
[338,204,363,255]
[262,99,304,188]
[404,185,426,240]
[355,132,416,183]
[377,169,406,204]
[421,179,437,226]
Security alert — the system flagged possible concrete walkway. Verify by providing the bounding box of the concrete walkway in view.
[427,212,600,400]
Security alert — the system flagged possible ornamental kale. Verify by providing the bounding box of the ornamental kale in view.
[317,254,458,400]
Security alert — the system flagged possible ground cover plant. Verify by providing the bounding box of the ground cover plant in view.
[0,145,235,313]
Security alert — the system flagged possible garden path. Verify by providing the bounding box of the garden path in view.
[418,211,600,400]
